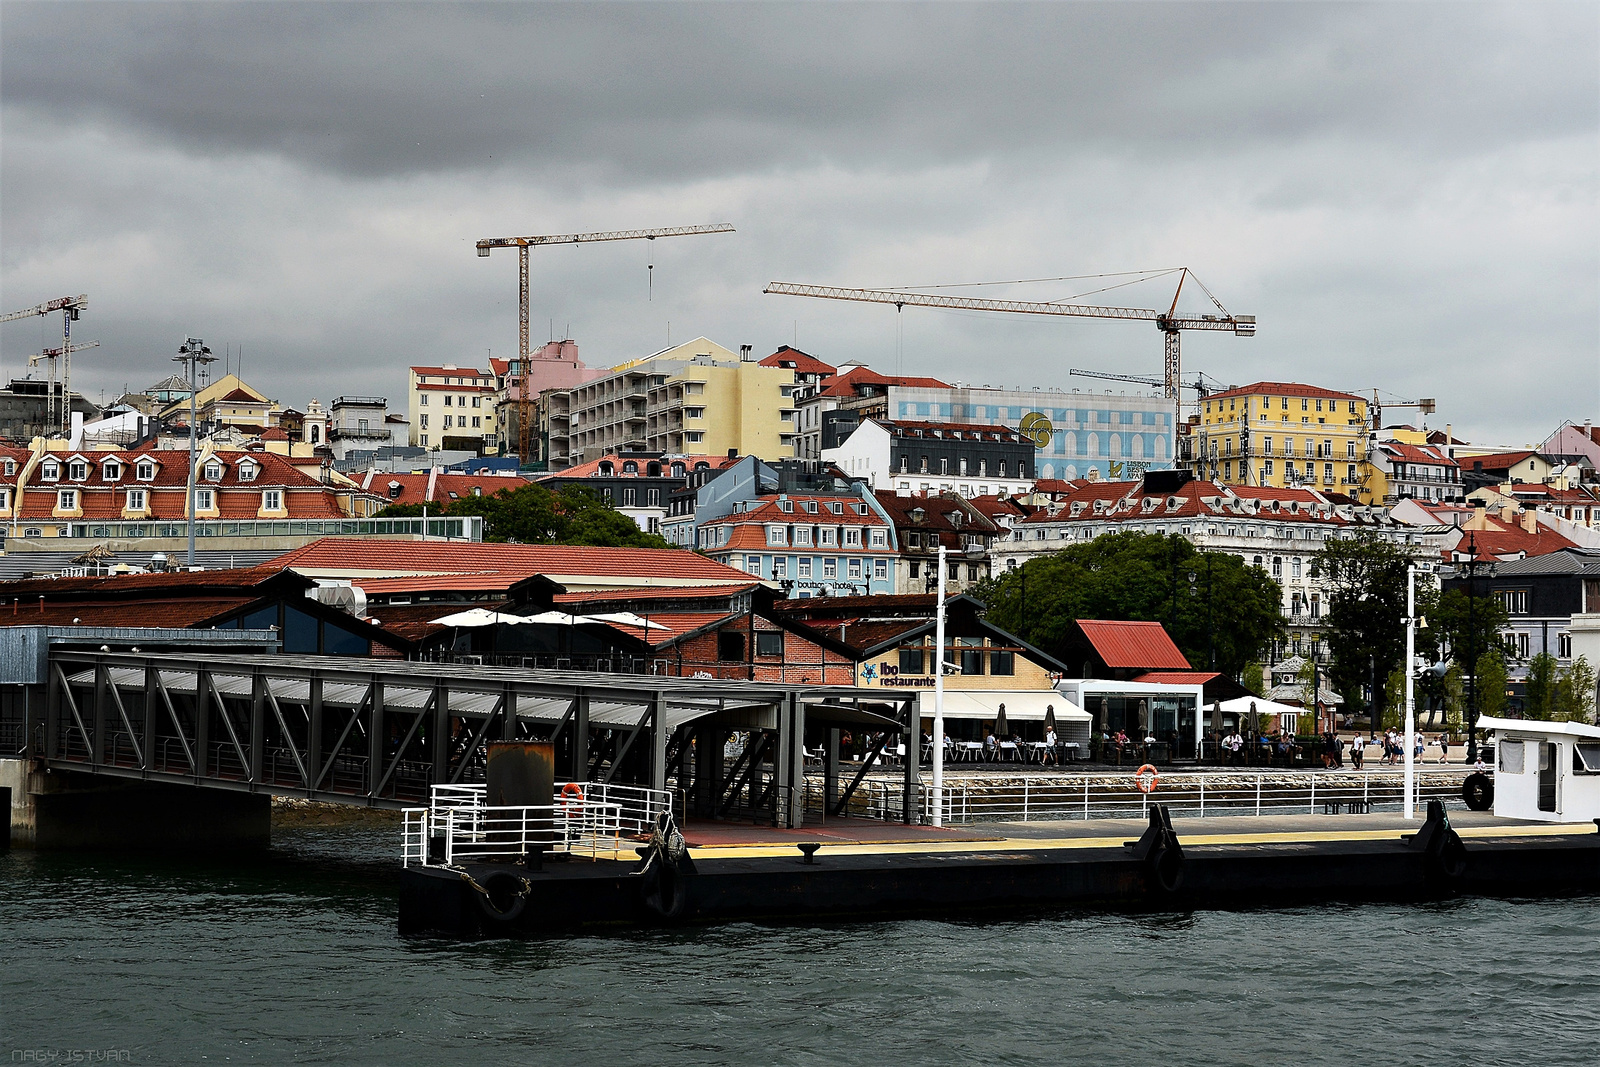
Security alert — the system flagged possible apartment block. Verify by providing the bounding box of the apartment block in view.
[407,364,496,452]
[1183,382,1374,498]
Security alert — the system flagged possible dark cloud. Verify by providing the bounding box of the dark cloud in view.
[1,2,1595,445]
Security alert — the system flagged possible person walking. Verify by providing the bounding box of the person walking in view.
[1349,732,1364,770]
[1437,732,1450,765]
[1042,725,1058,767]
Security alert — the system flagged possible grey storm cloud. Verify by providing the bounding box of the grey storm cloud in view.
[1,1,1596,445]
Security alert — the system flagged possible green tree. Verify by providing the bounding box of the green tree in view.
[1316,533,1419,724]
[1431,589,1510,671]
[1241,661,1265,697]
[973,533,1284,679]
[1566,656,1597,724]
[1524,652,1558,719]
[1383,667,1405,730]
[375,482,670,548]
[1442,664,1465,732]
[1474,651,1508,721]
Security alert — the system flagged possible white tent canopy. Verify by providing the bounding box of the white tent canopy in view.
[431,608,669,631]
[1219,696,1309,723]
[922,690,1090,722]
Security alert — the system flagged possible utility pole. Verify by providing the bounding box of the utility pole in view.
[932,543,948,827]
[174,338,215,569]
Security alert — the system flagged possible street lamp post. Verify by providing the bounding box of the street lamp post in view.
[173,338,216,569]
[1404,563,1419,819]
[932,543,948,827]
[1455,531,1497,763]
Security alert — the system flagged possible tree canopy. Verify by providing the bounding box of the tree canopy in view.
[972,532,1284,678]
[1316,533,1419,722]
[376,482,672,548]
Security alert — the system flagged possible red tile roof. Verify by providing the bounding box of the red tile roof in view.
[363,472,521,506]
[269,537,753,587]
[1378,441,1457,467]
[258,427,290,441]
[758,347,835,375]
[0,597,262,629]
[1449,520,1577,562]
[217,389,264,403]
[1457,450,1543,471]
[1076,620,1191,670]
[816,366,951,399]
[411,366,489,378]
[1205,381,1366,404]
[702,495,889,529]
[1132,671,1220,687]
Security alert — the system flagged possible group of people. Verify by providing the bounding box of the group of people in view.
[1355,729,1453,766]
[1210,728,1457,767]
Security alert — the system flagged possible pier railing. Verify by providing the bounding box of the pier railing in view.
[425,781,674,837]
[401,801,626,866]
[919,770,1470,824]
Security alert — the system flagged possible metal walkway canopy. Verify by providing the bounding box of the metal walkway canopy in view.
[18,650,918,828]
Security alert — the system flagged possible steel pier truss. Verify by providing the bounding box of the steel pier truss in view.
[20,651,917,827]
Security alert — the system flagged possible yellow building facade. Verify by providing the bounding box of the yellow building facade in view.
[1187,382,1375,499]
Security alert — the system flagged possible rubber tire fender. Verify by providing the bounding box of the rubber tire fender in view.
[642,860,688,922]
[1461,772,1494,812]
[474,870,530,924]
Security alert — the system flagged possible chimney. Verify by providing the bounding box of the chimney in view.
[740,345,753,362]
[1522,509,1538,534]
[1500,502,1517,523]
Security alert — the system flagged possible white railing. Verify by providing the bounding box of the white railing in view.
[916,770,1471,824]
[401,801,625,866]
[427,781,674,835]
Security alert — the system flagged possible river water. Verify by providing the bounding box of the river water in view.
[2,822,1595,1066]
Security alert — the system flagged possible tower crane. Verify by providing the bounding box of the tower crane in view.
[1,294,89,439]
[1368,391,1436,435]
[1069,367,1225,398]
[476,223,735,466]
[763,269,1253,462]
[29,341,100,437]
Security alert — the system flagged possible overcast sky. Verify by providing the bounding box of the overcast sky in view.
[2,1,1595,446]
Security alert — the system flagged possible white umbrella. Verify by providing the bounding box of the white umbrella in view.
[429,607,540,628]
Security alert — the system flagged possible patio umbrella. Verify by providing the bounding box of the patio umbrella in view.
[1136,699,1149,737]
[1246,700,1260,735]
[993,702,1009,738]
[1044,705,1057,734]
[1210,700,1224,734]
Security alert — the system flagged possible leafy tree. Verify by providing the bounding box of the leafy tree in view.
[1383,667,1405,730]
[1431,589,1510,671]
[1474,651,1508,721]
[376,482,670,548]
[1562,656,1597,724]
[1442,664,1465,731]
[1524,652,1558,720]
[1316,533,1420,725]
[1241,661,1265,698]
[974,532,1283,679]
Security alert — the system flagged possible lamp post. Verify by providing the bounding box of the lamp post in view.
[930,539,986,828]
[1455,530,1497,763]
[1403,563,1419,819]
[173,338,215,570]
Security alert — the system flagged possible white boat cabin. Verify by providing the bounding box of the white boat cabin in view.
[1479,715,1600,823]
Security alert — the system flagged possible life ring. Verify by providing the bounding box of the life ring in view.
[559,782,586,816]
[1135,764,1159,794]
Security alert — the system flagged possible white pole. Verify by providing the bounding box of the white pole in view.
[1404,563,1416,820]
[932,543,947,827]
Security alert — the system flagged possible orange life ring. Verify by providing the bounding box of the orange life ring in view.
[559,782,586,815]
[1134,764,1159,794]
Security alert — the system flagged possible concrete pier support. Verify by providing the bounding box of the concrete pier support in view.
[2,759,270,851]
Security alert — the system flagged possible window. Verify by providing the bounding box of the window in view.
[909,560,920,579]
[848,558,862,579]
[798,557,812,578]
[1575,742,1600,774]
[745,554,761,573]
[820,528,836,547]
[1494,590,1529,614]
[1291,557,1302,579]
[1499,741,1525,774]
[262,490,283,511]
[40,460,59,481]
[56,489,77,510]
[756,631,784,657]
[990,649,1015,675]
[795,526,812,546]
[1263,460,1274,477]
[823,558,837,578]
[419,394,428,405]
[1560,632,1572,659]
[238,461,258,483]
[444,415,453,429]
[1272,557,1282,578]
[717,632,745,661]
[874,558,887,579]
[773,556,787,578]
[899,649,925,674]
[685,407,704,419]
[102,461,121,480]
[622,488,636,507]
[844,527,862,547]
[870,529,886,548]
[957,638,985,675]
[126,489,146,511]
[0,490,7,511]
[419,414,429,429]
[444,394,452,406]
[419,434,429,446]
[685,432,704,443]
[472,417,481,428]
[767,525,787,546]
[67,460,88,481]
[1,459,12,477]
[647,489,660,507]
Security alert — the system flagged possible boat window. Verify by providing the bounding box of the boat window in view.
[1499,740,1524,775]
[1574,742,1600,775]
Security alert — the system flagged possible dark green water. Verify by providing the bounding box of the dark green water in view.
[2,824,1594,1066]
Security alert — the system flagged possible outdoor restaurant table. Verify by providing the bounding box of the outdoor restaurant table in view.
[997,741,1021,762]
[958,741,985,762]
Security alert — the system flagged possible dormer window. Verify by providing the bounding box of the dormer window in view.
[237,459,259,483]
[136,461,156,481]
[2,459,13,477]
[828,501,842,515]
[804,500,818,513]
[204,460,224,481]
[622,461,638,474]
[102,460,122,481]
[40,460,59,481]
[68,460,88,481]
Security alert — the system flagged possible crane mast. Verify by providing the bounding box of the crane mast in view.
[2,294,89,438]
[477,223,735,467]
[764,271,1253,466]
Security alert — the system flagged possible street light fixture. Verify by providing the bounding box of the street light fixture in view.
[173,338,216,569]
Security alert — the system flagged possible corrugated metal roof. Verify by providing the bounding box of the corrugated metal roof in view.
[1076,620,1191,670]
